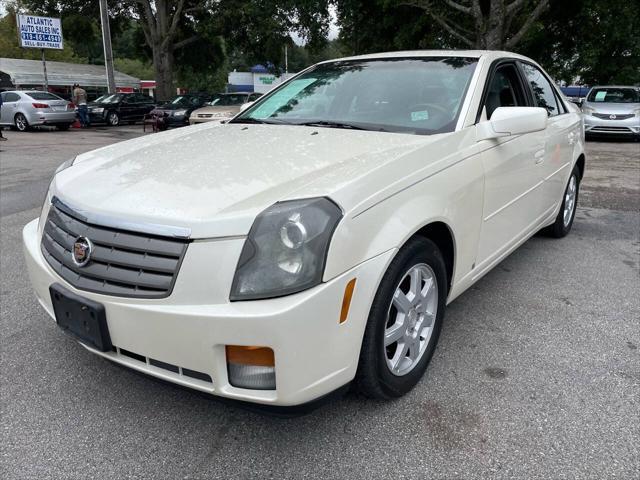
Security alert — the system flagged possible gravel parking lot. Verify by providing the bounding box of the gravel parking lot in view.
[1,127,638,479]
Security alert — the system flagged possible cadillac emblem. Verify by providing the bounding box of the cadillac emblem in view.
[609,114,617,120]
[72,236,93,267]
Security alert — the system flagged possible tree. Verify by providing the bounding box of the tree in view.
[402,0,549,49]
[133,0,204,100]
[518,0,640,85]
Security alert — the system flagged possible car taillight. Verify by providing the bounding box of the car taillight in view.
[67,103,75,110]
[32,103,49,109]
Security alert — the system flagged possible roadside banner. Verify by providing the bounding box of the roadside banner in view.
[17,14,64,50]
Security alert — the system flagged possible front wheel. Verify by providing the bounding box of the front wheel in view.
[355,237,447,399]
[14,113,29,131]
[107,111,120,126]
[543,165,580,238]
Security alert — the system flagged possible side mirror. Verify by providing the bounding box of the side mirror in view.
[239,101,254,112]
[476,106,548,141]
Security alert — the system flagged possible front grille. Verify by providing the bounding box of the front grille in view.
[198,114,213,118]
[592,113,635,120]
[41,202,189,298]
[115,346,213,383]
[590,126,634,133]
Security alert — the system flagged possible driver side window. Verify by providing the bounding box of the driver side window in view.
[484,64,526,119]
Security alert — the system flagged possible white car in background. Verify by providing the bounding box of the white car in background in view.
[189,92,262,124]
[0,90,75,131]
[23,50,584,410]
[581,86,640,138]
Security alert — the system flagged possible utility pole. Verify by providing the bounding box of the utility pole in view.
[284,44,288,74]
[41,49,49,90]
[99,0,116,93]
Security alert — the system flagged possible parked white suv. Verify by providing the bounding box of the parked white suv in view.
[23,51,584,409]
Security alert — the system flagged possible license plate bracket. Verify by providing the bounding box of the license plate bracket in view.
[50,284,112,352]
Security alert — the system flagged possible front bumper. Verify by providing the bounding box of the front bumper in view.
[23,218,392,406]
[26,110,76,126]
[583,114,640,135]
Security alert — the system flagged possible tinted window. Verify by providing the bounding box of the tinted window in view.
[484,64,526,119]
[26,92,62,100]
[3,92,21,102]
[236,57,479,135]
[587,88,640,103]
[249,93,262,101]
[521,63,559,116]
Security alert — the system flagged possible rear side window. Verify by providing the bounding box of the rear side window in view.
[26,92,61,100]
[520,63,560,116]
[3,92,21,102]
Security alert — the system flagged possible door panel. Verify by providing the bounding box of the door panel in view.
[475,62,548,267]
[477,131,546,265]
[519,62,578,210]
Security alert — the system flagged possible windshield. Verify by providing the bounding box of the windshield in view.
[587,88,640,103]
[94,94,110,103]
[211,94,249,106]
[233,57,478,134]
[96,94,123,103]
[26,92,62,100]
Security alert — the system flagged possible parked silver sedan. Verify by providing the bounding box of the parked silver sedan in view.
[0,90,76,131]
[581,86,640,138]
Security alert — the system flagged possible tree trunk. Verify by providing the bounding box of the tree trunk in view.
[152,44,174,101]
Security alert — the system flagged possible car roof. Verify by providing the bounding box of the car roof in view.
[318,49,534,64]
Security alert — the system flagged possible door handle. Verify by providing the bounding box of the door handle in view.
[534,149,545,164]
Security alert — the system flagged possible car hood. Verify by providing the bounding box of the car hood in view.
[584,101,640,113]
[52,122,442,238]
[192,105,242,116]
[155,103,190,111]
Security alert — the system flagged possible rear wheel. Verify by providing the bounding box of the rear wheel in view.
[543,165,580,238]
[355,237,447,399]
[107,111,120,126]
[14,113,29,132]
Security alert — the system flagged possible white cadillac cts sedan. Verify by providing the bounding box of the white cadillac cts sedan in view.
[23,51,584,408]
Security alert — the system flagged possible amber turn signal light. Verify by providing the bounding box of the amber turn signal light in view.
[340,278,357,323]
[226,345,274,367]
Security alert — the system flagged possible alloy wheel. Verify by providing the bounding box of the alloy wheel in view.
[384,263,438,376]
[15,114,27,131]
[108,112,119,126]
[563,174,577,227]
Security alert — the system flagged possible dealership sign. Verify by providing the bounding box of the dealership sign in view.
[17,14,64,50]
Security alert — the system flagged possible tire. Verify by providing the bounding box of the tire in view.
[107,111,120,126]
[543,165,580,238]
[355,237,447,399]
[14,113,29,132]
[56,124,71,131]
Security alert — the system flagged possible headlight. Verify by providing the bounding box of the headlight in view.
[92,107,104,113]
[634,108,640,117]
[582,106,595,115]
[173,109,187,117]
[230,198,342,300]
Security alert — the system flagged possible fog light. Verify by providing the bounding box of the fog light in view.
[226,346,276,390]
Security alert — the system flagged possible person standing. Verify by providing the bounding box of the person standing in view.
[72,83,89,128]
[0,93,6,141]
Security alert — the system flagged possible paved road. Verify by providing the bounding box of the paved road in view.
[1,127,639,479]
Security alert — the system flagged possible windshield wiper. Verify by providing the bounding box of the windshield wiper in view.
[228,117,290,125]
[296,120,368,130]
